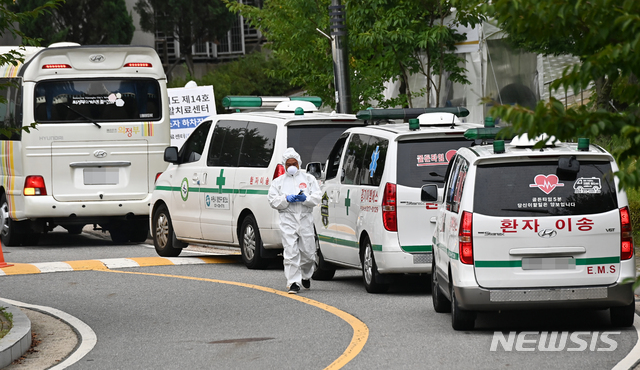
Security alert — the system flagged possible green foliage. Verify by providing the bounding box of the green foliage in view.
[486,0,640,191]
[224,0,484,111]
[169,52,297,112]
[0,306,13,339]
[12,0,134,45]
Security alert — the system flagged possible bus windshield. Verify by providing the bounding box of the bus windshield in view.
[34,78,161,122]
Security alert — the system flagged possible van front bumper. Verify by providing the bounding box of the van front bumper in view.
[454,282,634,311]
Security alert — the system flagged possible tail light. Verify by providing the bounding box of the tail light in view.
[155,172,163,183]
[620,206,633,260]
[124,62,152,68]
[42,64,72,69]
[24,176,47,196]
[459,211,473,264]
[382,182,397,231]
[273,164,285,179]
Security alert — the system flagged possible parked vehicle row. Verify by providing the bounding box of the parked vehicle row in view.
[150,96,636,330]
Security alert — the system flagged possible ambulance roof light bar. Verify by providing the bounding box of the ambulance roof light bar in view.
[356,106,470,121]
[222,96,322,109]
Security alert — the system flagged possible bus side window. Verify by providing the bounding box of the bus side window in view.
[0,78,21,141]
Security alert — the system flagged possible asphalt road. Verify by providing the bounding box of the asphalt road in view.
[1,228,639,370]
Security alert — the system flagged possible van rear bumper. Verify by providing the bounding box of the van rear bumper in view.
[375,250,433,274]
[17,195,152,219]
[455,283,634,311]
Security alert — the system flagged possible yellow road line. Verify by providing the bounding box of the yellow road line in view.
[0,256,240,275]
[103,269,368,370]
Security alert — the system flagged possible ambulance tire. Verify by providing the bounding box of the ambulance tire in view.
[431,260,451,313]
[451,287,476,331]
[152,204,184,257]
[312,231,335,280]
[610,300,635,327]
[240,215,269,270]
[362,236,390,293]
[110,227,130,244]
[0,193,24,247]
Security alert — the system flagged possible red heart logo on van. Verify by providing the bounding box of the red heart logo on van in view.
[529,174,564,194]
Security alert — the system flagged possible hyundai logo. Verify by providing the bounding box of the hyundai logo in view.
[89,54,105,63]
[538,229,557,238]
[93,150,107,158]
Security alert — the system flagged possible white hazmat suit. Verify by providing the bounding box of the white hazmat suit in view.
[268,148,321,289]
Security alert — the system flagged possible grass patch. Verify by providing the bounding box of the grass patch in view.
[0,306,13,339]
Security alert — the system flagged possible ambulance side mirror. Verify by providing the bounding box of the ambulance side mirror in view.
[306,162,323,180]
[164,146,180,164]
[421,184,439,202]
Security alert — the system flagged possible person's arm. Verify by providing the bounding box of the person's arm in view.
[302,175,322,207]
[268,179,290,210]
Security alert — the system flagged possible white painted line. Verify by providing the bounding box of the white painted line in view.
[164,257,209,265]
[99,258,140,269]
[0,298,97,370]
[612,313,640,370]
[31,262,73,273]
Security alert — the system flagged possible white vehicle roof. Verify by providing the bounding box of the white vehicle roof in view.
[343,119,483,141]
[459,140,615,164]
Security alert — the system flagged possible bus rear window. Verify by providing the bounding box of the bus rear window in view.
[34,78,161,122]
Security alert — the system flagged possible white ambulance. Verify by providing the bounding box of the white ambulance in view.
[424,134,636,330]
[150,97,363,268]
[311,108,482,293]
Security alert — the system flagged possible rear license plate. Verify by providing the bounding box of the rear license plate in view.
[83,168,119,185]
[521,257,576,270]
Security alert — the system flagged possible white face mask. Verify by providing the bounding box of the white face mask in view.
[286,165,298,176]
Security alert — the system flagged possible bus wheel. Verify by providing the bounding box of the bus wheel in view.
[240,215,268,269]
[0,193,23,246]
[65,225,84,235]
[129,220,149,243]
[110,226,130,244]
[152,205,183,257]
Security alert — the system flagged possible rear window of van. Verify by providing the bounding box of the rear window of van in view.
[473,161,618,217]
[396,138,471,188]
[287,124,361,165]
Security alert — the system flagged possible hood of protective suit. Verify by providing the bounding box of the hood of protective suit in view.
[282,147,302,168]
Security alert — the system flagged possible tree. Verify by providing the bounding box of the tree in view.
[12,0,134,46]
[224,0,483,111]
[0,0,63,137]
[135,0,236,79]
[486,0,640,190]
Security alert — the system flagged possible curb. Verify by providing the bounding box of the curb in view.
[0,300,31,368]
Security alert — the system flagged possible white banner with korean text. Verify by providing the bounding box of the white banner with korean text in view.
[168,84,216,148]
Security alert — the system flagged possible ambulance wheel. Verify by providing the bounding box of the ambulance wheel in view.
[362,236,389,293]
[610,300,635,327]
[312,231,335,280]
[451,286,476,330]
[240,215,268,269]
[432,260,451,313]
[0,193,23,246]
[152,204,183,257]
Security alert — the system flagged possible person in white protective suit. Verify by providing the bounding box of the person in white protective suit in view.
[268,147,322,294]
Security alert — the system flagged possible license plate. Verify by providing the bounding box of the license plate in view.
[521,257,576,270]
[83,168,119,185]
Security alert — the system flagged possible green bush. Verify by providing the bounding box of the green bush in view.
[169,52,299,113]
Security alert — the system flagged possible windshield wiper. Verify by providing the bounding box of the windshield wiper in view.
[500,208,551,214]
[64,104,101,128]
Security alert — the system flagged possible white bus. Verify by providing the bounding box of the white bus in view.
[0,43,171,245]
